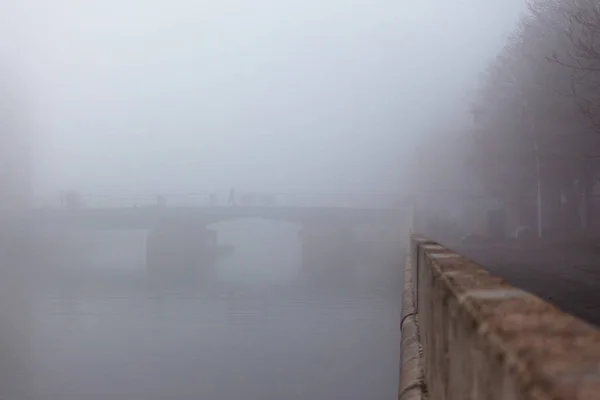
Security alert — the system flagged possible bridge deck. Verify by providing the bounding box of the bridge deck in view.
[4,206,405,230]
[453,243,600,327]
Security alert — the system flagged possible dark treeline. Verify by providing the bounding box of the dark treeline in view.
[415,0,600,240]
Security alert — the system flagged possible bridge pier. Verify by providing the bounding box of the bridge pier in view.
[296,218,408,286]
[145,221,220,290]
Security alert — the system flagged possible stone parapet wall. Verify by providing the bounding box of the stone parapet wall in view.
[399,234,600,399]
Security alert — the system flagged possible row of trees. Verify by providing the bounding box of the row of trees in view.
[417,0,600,236]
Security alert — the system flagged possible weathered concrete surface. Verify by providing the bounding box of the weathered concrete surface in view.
[399,251,426,400]
[399,235,437,399]
[400,235,600,400]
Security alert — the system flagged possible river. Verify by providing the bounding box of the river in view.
[0,219,402,400]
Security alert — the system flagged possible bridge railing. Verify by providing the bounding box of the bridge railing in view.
[400,235,600,399]
[234,192,404,209]
[32,192,409,210]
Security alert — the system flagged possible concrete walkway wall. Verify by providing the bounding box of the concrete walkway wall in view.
[399,234,600,400]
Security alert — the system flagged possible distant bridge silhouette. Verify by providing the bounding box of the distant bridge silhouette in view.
[39,191,407,210]
[13,192,412,230]
[8,205,406,230]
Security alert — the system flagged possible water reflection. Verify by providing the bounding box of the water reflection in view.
[0,220,401,400]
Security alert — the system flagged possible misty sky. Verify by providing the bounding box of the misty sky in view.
[1,0,526,202]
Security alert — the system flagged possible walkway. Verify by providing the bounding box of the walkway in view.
[453,243,600,327]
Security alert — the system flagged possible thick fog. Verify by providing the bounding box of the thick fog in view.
[0,0,525,204]
[0,2,550,400]
[5,3,600,399]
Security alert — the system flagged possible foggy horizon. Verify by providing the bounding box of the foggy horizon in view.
[1,0,525,204]
[5,1,600,400]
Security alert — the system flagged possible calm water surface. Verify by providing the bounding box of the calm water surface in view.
[0,220,402,400]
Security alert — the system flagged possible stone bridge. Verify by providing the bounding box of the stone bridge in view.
[5,205,408,282]
[7,205,405,230]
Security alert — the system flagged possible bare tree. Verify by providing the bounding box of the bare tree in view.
[465,0,600,233]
